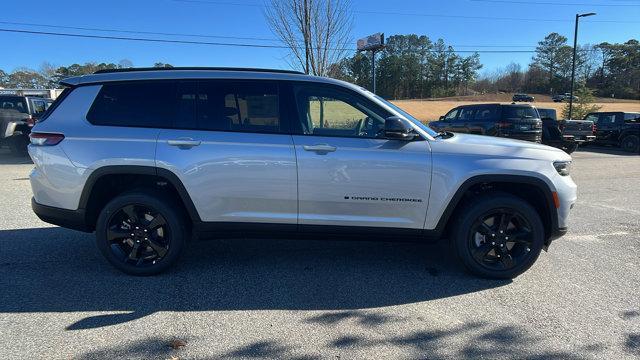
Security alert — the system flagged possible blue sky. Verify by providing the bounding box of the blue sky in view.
[0,0,638,75]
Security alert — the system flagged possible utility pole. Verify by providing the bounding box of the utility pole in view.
[569,12,596,119]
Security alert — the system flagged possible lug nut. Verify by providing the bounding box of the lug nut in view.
[499,230,503,234]
[526,248,531,252]
[500,244,504,247]
[491,242,496,245]
[505,236,509,240]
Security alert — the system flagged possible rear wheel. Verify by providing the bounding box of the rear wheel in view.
[96,191,188,275]
[451,193,545,279]
[620,135,639,153]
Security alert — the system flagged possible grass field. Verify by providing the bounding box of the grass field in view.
[391,94,640,122]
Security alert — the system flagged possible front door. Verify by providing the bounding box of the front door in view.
[290,83,431,230]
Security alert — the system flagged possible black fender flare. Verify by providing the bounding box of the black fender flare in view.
[78,165,202,225]
[425,174,559,242]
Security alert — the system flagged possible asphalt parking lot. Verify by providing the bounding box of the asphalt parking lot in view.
[0,146,638,360]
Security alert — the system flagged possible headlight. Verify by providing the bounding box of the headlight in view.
[553,161,571,176]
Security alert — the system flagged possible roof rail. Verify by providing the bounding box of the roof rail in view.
[93,67,306,75]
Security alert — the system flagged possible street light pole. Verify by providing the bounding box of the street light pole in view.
[569,12,596,120]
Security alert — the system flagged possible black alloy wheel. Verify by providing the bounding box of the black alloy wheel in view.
[107,204,171,267]
[452,192,545,279]
[96,191,187,275]
[468,209,534,272]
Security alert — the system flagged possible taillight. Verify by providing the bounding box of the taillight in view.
[29,132,65,146]
[592,123,597,134]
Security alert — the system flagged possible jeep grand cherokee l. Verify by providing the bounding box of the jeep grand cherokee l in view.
[28,68,576,279]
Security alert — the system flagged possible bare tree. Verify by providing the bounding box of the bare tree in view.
[265,0,353,76]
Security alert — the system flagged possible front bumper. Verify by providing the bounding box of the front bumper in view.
[32,198,91,232]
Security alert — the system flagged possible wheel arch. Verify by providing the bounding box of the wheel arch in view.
[79,166,201,231]
[427,174,559,244]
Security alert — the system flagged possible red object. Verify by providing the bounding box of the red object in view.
[29,132,65,146]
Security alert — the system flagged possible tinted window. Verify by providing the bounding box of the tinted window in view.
[457,107,475,121]
[624,113,640,122]
[537,108,556,121]
[87,82,177,127]
[294,84,389,138]
[474,105,498,120]
[0,96,28,113]
[31,99,47,115]
[598,114,617,124]
[196,81,281,133]
[502,106,538,119]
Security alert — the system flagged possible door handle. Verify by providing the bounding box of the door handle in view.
[303,144,337,153]
[168,138,201,148]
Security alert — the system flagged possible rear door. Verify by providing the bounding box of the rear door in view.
[290,83,431,230]
[155,80,297,225]
[472,104,499,135]
[455,107,476,133]
[594,113,619,142]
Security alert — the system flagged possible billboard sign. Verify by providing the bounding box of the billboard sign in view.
[357,33,384,51]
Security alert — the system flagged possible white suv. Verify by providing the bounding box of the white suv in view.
[28,68,576,278]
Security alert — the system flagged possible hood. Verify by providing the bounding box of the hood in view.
[431,133,571,162]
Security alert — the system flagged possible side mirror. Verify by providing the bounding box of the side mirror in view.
[384,117,418,141]
[439,115,445,121]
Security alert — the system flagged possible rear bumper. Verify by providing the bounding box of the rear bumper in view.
[31,197,91,232]
[500,132,542,143]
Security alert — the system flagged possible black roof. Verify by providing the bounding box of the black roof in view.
[93,67,305,75]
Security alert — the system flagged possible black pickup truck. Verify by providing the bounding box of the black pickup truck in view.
[536,108,594,154]
[585,112,640,153]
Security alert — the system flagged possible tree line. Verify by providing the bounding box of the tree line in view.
[0,60,172,89]
[475,33,639,100]
[329,34,483,100]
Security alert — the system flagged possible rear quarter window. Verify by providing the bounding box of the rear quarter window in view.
[502,106,538,119]
[87,81,177,128]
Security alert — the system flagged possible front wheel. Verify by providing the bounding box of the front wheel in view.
[96,191,188,275]
[620,135,639,154]
[451,193,545,279]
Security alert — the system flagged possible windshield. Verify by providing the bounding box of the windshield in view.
[373,95,438,137]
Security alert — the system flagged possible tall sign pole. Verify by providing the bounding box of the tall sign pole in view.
[569,12,596,119]
[357,33,385,94]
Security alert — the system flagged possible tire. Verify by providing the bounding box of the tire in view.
[8,135,29,155]
[620,134,639,154]
[451,192,545,279]
[95,191,188,276]
[563,143,578,154]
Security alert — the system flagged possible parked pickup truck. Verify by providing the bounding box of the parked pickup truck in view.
[0,95,53,154]
[536,108,593,154]
[585,112,640,153]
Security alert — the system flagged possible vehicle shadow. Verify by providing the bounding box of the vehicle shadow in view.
[0,148,32,164]
[0,227,509,330]
[576,144,638,156]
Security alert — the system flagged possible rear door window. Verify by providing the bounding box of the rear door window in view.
[474,106,497,121]
[87,81,177,128]
[195,80,282,133]
[457,107,476,121]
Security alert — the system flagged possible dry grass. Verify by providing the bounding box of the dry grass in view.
[391,94,640,122]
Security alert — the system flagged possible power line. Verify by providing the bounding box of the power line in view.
[172,0,640,23]
[0,20,280,42]
[470,0,640,6]
[0,20,541,49]
[0,27,549,53]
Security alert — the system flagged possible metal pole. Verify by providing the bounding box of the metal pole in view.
[569,14,579,120]
[371,50,376,94]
